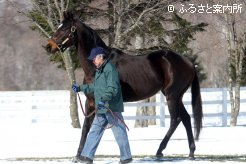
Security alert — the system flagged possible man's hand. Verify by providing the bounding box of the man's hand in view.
[97,101,105,110]
[97,101,108,114]
[72,84,80,92]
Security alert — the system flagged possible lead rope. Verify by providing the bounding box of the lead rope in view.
[77,93,96,118]
[77,93,129,131]
[107,108,130,131]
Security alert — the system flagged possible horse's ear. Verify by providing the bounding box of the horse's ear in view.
[63,10,75,20]
[63,11,69,19]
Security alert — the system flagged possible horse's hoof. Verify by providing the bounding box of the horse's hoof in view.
[188,156,195,160]
[156,153,163,158]
[72,156,80,163]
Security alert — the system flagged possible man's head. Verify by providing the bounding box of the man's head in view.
[88,47,107,68]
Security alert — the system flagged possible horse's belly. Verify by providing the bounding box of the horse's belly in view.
[121,80,162,102]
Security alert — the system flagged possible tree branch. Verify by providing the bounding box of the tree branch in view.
[53,0,63,22]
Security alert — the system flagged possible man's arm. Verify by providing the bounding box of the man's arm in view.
[80,83,95,94]
[101,69,120,101]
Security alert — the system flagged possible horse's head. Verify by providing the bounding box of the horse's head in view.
[46,11,77,53]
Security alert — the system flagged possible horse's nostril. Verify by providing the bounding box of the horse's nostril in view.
[45,44,51,52]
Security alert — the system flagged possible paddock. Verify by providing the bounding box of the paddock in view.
[0,88,246,163]
[0,125,245,163]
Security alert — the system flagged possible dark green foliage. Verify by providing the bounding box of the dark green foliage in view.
[27,1,87,69]
[169,13,208,81]
[169,13,207,52]
[106,1,208,82]
[128,12,208,82]
[28,10,53,36]
[48,47,80,70]
[183,51,207,82]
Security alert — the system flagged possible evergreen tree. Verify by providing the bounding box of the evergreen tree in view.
[28,1,85,69]
[27,0,90,128]
[120,11,208,81]
[104,1,208,82]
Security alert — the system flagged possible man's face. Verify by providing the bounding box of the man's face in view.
[93,54,104,68]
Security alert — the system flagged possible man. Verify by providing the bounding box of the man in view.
[72,47,132,164]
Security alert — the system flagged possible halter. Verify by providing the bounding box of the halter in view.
[54,26,76,52]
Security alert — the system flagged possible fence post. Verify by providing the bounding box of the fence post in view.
[160,93,165,127]
[26,91,34,125]
[222,88,228,127]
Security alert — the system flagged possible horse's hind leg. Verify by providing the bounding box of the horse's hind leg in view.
[156,98,181,157]
[180,104,196,159]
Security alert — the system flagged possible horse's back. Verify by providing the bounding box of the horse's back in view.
[109,49,165,101]
[108,48,195,101]
[132,49,195,97]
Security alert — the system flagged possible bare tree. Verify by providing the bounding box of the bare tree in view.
[207,0,246,126]
[224,10,245,126]
[6,0,81,128]
[108,0,181,47]
[183,0,246,125]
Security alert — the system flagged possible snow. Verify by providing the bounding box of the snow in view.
[0,90,246,163]
[0,123,246,163]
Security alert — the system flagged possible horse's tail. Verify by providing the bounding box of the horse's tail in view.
[191,72,203,140]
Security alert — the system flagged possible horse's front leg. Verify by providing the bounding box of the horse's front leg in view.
[75,98,95,157]
[76,113,95,156]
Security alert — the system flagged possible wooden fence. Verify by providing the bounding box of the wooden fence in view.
[0,88,246,127]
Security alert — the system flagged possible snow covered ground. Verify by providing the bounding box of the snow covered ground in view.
[0,123,245,163]
[1,89,246,163]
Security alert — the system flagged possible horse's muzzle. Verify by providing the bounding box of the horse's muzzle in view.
[46,39,59,53]
[45,44,52,53]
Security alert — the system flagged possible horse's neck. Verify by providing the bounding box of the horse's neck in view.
[76,21,108,83]
[75,42,93,83]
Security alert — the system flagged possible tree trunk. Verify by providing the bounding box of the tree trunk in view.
[134,34,156,127]
[61,50,81,128]
[108,0,115,46]
[135,100,148,127]
[230,34,245,126]
[230,84,239,126]
[225,11,245,126]
[148,96,156,125]
[134,96,157,127]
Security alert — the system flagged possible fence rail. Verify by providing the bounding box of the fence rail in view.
[0,88,246,127]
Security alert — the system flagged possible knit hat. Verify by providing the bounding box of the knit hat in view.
[88,47,106,60]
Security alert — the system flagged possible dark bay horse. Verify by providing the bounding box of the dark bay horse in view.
[46,11,203,159]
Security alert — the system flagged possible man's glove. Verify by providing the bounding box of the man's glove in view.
[97,100,108,114]
[97,101,106,110]
[72,84,80,92]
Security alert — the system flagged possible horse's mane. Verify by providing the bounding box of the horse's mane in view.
[77,20,126,60]
[72,16,147,60]
[83,23,107,47]
[69,16,108,55]
[108,48,125,60]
